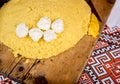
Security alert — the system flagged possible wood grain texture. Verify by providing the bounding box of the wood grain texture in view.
[0,0,114,84]
[0,35,96,84]
[29,35,96,84]
[92,0,115,23]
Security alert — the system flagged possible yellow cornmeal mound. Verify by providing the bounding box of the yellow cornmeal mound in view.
[0,0,99,59]
[88,14,99,38]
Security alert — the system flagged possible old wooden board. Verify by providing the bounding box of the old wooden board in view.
[0,36,95,84]
[92,0,115,27]
[0,0,114,84]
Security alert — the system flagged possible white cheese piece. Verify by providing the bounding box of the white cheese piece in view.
[43,30,57,42]
[37,16,51,30]
[51,19,64,33]
[16,23,29,38]
[29,28,43,42]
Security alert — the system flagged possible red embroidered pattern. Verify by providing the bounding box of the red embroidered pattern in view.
[78,26,120,84]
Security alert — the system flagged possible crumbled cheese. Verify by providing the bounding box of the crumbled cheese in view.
[16,23,29,38]
[51,19,64,33]
[37,16,51,30]
[43,30,57,42]
[29,28,43,42]
[16,18,64,42]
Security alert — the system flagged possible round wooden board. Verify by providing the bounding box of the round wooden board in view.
[0,35,95,84]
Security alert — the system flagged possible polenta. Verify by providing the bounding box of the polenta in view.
[0,0,99,59]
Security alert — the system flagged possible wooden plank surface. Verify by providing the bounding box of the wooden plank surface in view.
[9,58,36,81]
[0,35,96,84]
[0,0,115,84]
[92,0,115,27]
[0,42,21,74]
